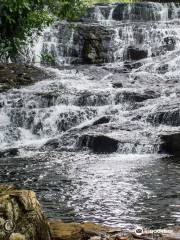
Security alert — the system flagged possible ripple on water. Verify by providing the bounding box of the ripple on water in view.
[0,152,180,228]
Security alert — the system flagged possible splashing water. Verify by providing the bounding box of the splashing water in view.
[1,2,180,229]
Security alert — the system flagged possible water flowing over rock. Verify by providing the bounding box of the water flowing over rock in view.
[78,134,119,153]
[160,133,180,156]
[1,1,180,229]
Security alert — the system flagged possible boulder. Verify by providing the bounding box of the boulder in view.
[147,109,180,126]
[159,133,180,156]
[49,221,122,240]
[125,46,148,61]
[124,61,143,70]
[43,139,60,150]
[0,184,51,240]
[0,148,19,158]
[163,36,176,51]
[78,134,119,153]
[92,116,110,126]
[112,82,123,88]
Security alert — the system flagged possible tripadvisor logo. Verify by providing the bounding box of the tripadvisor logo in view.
[135,227,144,236]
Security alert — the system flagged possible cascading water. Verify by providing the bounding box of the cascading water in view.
[1,2,180,229]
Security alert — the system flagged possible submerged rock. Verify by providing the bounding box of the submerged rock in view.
[78,134,119,153]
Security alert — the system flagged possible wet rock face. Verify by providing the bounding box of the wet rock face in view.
[0,184,51,240]
[160,133,180,156]
[112,3,162,21]
[152,36,176,57]
[73,25,115,64]
[78,134,119,153]
[115,90,159,104]
[147,109,180,126]
[92,116,110,126]
[0,64,47,93]
[81,5,112,22]
[125,46,148,61]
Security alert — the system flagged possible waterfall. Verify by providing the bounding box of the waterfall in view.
[1,2,180,154]
[2,1,180,229]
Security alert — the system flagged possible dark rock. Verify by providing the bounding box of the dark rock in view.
[75,91,110,106]
[73,24,115,64]
[115,90,159,104]
[43,139,59,150]
[92,116,110,126]
[0,101,4,108]
[163,36,176,51]
[78,134,119,153]
[147,109,180,126]
[0,148,19,158]
[112,3,161,21]
[125,46,148,61]
[112,82,123,88]
[152,37,176,57]
[124,61,143,70]
[157,64,169,74]
[159,133,180,156]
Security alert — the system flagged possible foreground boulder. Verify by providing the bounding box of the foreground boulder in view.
[0,184,51,240]
[49,221,122,240]
[78,134,119,153]
[159,133,180,156]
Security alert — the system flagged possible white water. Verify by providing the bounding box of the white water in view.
[1,2,180,228]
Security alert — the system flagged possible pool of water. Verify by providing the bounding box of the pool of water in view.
[1,151,180,229]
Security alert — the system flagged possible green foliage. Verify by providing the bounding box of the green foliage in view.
[0,0,85,61]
